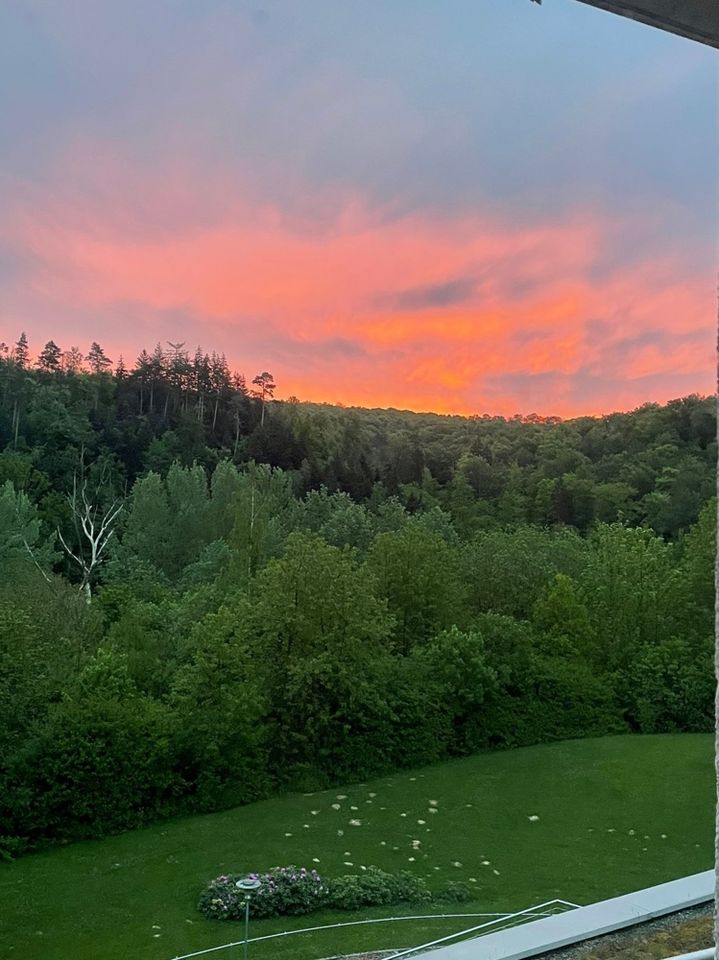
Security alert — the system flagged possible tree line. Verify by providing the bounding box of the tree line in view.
[0,333,715,857]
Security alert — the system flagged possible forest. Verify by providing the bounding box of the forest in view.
[0,334,716,859]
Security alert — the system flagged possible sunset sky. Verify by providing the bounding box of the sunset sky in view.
[1,0,716,417]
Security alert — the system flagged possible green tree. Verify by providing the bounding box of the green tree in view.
[367,524,466,652]
[37,341,62,374]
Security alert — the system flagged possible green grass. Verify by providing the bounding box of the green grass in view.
[0,734,713,960]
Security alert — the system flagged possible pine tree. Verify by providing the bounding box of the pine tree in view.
[12,332,29,368]
[251,371,277,426]
[87,342,112,374]
[38,340,62,373]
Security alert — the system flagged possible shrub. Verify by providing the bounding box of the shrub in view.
[436,880,472,903]
[200,865,434,921]
[199,866,329,920]
[327,866,431,910]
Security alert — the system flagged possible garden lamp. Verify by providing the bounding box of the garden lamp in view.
[235,877,261,960]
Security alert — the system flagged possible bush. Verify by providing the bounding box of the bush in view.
[436,880,472,903]
[199,865,434,921]
[327,867,432,911]
[199,866,328,920]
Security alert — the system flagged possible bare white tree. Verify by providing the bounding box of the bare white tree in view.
[57,473,123,603]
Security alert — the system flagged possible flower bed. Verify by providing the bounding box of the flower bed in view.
[199,865,469,920]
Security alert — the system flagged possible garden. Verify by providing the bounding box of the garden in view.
[0,733,713,960]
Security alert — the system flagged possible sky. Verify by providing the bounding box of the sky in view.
[0,0,717,417]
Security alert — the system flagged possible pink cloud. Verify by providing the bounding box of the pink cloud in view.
[1,152,713,417]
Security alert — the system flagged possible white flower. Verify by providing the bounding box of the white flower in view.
[661,834,667,839]
[393,846,399,851]
[429,809,438,815]
[337,829,344,836]
[429,800,438,806]
[409,777,416,781]
[312,857,320,863]
[369,792,377,797]
[303,824,310,829]
[628,829,635,835]
[469,877,477,883]
[344,851,351,856]
[481,860,490,866]
[380,841,387,846]
[417,819,426,825]
[607,828,615,833]
[350,805,358,811]
[331,804,341,810]
[344,861,353,866]
[408,857,416,862]
[360,865,367,871]
[311,810,320,816]
[433,866,440,870]
[400,812,407,817]
[528,815,540,822]
[452,861,462,868]
[349,819,361,826]
[365,800,373,804]
[336,794,347,800]
[411,840,421,848]
[466,803,473,807]
[284,832,292,837]
[493,869,500,875]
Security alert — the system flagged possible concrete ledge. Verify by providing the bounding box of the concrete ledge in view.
[419,871,714,960]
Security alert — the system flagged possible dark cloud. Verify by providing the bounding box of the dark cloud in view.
[374,276,476,312]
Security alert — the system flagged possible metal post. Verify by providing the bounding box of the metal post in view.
[243,895,250,960]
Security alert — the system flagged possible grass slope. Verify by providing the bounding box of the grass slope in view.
[0,734,713,960]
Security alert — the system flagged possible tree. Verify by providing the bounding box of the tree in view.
[251,371,276,426]
[366,523,466,653]
[12,333,29,368]
[0,480,57,581]
[57,470,124,602]
[37,341,62,374]
[248,532,393,776]
[86,342,112,374]
[62,346,85,373]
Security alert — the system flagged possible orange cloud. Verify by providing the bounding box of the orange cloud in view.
[1,159,713,417]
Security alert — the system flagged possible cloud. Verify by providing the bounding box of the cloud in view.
[374,276,477,312]
[1,150,713,417]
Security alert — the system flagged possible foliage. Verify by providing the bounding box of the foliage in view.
[199,864,433,921]
[0,340,714,852]
[199,866,328,920]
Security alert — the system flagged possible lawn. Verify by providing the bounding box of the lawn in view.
[0,734,713,960]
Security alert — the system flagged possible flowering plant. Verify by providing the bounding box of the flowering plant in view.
[198,866,329,920]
